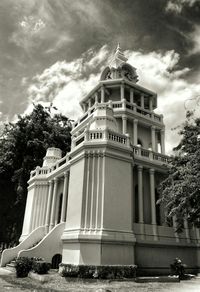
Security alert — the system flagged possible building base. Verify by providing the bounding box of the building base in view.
[61,229,136,266]
[135,241,200,276]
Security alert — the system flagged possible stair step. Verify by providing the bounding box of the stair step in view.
[5,265,16,272]
[5,260,16,272]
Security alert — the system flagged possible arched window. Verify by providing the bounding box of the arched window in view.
[57,193,63,224]
[137,139,143,147]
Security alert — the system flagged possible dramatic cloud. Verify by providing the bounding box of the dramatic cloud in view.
[189,25,200,55]
[10,15,46,52]
[25,44,200,153]
[165,0,198,13]
[126,49,200,153]
[27,45,109,119]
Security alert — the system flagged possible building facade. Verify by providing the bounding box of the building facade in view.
[1,45,200,274]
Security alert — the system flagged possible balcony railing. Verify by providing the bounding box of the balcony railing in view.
[73,128,130,148]
[133,146,169,163]
[73,101,163,134]
[30,154,70,179]
[112,100,162,123]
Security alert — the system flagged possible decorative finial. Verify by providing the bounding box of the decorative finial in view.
[110,43,127,68]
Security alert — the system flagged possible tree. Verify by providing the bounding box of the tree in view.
[159,111,200,231]
[0,104,71,244]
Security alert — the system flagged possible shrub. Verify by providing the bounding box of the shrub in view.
[15,257,33,278]
[59,264,137,279]
[170,257,186,279]
[15,256,50,277]
[32,260,50,274]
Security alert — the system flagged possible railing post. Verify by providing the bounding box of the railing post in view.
[103,128,108,140]
[125,133,130,147]
[84,129,89,141]
[36,166,40,176]
[71,135,76,149]
[108,100,113,109]
[122,99,126,109]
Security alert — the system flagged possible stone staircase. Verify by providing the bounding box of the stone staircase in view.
[5,260,16,273]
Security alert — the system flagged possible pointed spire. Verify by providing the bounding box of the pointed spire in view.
[110,43,127,68]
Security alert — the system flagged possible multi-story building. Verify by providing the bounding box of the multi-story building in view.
[1,45,200,275]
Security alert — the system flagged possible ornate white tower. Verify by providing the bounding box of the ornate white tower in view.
[4,45,198,276]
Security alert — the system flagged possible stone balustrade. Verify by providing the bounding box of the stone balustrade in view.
[73,128,130,148]
[72,100,163,134]
[30,154,70,178]
[133,145,169,163]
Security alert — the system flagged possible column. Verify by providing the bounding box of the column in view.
[41,184,49,226]
[61,172,69,223]
[101,86,105,103]
[138,166,144,224]
[161,129,165,154]
[45,180,54,232]
[130,88,134,103]
[133,119,138,145]
[149,169,156,224]
[35,184,42,228]
[122,115,127,134]
[149,97,153,111]
[151,126,156,151]
[82,103,86,112]
[49,177,58,230]
[120,83,125,101]
[95,93,98,103]
[140,94,144,108]
[38,184,44,226]
[30,185,38,231]
[88,99,92,108]
[90,152,96,229]
[149,168,158,240]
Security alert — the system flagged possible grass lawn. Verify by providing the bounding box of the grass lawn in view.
[1,271,200,292]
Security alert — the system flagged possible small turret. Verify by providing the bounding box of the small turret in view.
[89,103,118,132]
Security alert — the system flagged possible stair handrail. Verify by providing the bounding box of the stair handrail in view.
[0,226,46,267]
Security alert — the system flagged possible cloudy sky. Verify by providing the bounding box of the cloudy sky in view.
[0,0,200,153]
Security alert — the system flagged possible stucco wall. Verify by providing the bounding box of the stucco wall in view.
[21,187,35,237]
[65,158,85,230]
[135,243,199,275]
[103,155,133,231]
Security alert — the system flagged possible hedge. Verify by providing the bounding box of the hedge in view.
[59,264,137,279]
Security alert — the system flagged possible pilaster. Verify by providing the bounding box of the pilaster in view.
[120,83,125,101]
[50,178,58,230]
[45,180,54,233]
[61,172,69,223]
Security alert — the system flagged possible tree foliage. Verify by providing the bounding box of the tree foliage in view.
[159,111,200,231]
[0,104,71,244]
